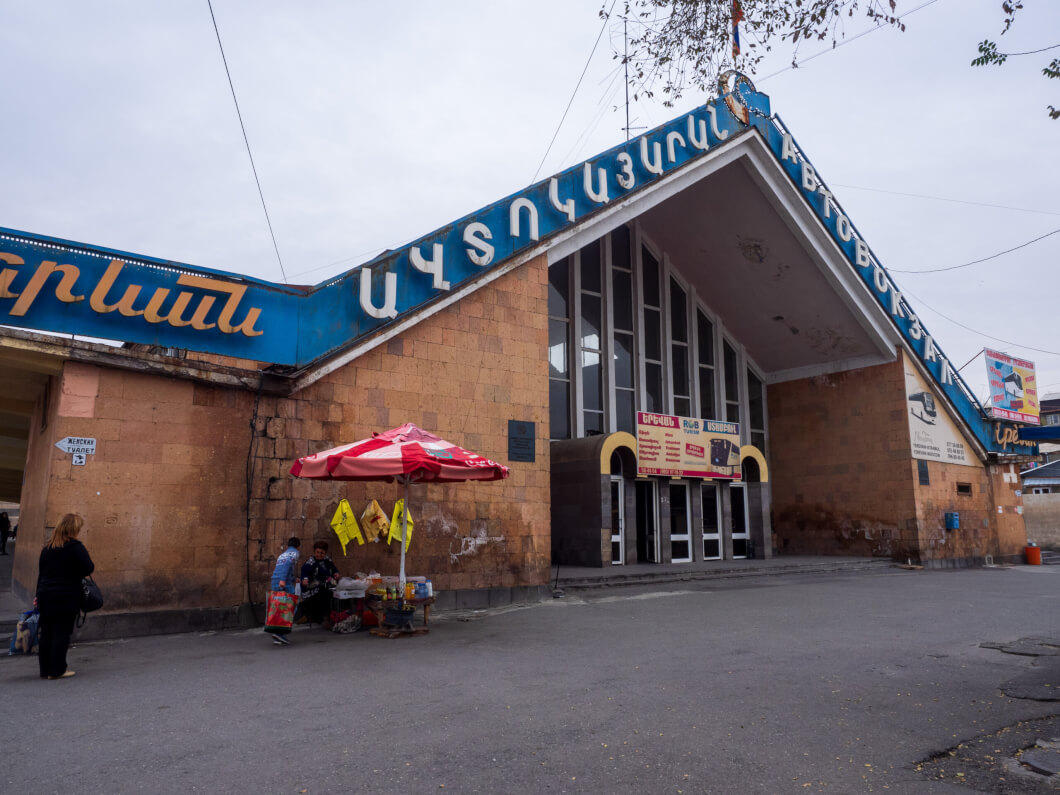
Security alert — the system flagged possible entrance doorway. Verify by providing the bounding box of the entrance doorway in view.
[701,483,722,560]
[730,483,749,558]
[670,482,692,562]
[634,480,659,563]
[610,477,625,565]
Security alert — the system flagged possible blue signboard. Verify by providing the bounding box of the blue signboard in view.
[0,76,1030,456]
[0,228,301,363]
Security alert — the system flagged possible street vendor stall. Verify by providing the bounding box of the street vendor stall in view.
[290,423,509,637]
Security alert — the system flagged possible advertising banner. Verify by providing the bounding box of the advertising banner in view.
[905,366,977,467]
[984,349,1039,425]
[636,412,741,479]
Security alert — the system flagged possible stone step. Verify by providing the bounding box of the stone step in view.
[558,558,894,591]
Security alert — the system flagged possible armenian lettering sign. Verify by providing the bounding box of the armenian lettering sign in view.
[0,85,762,370]
[984,349,1039,425]
[0,72,1032,456]
[636,412,741,479]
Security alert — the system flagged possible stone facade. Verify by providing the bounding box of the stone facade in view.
[11,255,552,618]
[769,356,917,559]
[245,255,552,605]
[769,351,1025,565]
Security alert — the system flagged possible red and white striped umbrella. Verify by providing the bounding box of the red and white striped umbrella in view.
[289,423,509,483]
[290,423,509,587]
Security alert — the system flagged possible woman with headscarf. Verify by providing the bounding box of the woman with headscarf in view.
[36,513,94,680]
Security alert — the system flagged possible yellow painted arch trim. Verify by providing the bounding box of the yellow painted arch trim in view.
[740,445,769,482]
[600,431,638,474]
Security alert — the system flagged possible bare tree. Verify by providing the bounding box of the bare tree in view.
[606,0,903,105]
[610,0,1056,118]
[971,2,1059,120]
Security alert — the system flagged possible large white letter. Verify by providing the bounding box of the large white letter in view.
[817,186,834,219]
[640,137,663,175]
[923,335,940,363]
[889,288,904,318]
[801,162,817,192]
[583,162,609,204]
[665,131,686,163]
[509,198,539,242]
[549,178,575,222]
[463,222,494,267]
[836,213,853,242]
[615,152,635,190]
[707,104,728,141]
[359,267,397,319]
[872,263,889,295]
[855,239,873,270]
[687,115,709,151]
[409,243,450,291]
[908,314,923,341]
[940,360,955,386]
[780,133,798,164]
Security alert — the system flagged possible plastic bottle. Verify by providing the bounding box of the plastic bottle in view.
[425,579,433,598]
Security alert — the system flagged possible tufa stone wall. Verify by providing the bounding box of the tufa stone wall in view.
[11,375,60,602]
[246,256,552,601]
[909,459,1025,565]
[768,356,918,560]
[14,361,254,610]
[15,255,551,615]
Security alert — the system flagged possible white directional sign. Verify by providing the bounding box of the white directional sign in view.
[55,437,97,455]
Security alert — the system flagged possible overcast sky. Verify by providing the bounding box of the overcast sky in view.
[2,1,1058,405]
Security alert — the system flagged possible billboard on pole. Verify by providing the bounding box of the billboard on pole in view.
[985,349,1039,425]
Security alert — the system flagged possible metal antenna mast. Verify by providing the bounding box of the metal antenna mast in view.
[624,16,631,141]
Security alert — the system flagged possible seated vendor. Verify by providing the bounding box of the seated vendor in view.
[296,541,340,626]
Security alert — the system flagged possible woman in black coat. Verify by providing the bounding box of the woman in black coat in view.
[36,513,94,680]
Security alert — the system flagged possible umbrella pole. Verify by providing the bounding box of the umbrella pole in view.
[399,476,409,589]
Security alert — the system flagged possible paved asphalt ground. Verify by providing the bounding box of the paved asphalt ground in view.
[2,565,1058,794]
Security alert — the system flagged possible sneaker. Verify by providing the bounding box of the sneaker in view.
[48,671,76,679]
[269,633,290,646]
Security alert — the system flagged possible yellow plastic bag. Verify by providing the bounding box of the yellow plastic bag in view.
[360,499,389,543]
[387,499,415,550]
[330,498,364,554]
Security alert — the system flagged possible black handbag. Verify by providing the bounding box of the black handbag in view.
[79,576,104,620]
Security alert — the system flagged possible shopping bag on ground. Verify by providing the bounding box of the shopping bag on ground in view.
[330,498,364,554]
[387,499,415,549]
[9,609,39,655]
[265,590,298,632]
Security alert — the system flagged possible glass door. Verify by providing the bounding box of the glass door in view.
[610,477,625,565]
[701,483,722,560]
[730,483,749,559]
[635,480,659,563]
[670,482,692,563]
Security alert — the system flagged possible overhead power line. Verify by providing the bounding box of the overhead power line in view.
[758,0,940,82]
[894,280,1060,358]
[530,0,617,185]
[831,183,1060,218]
[207,0,288,283]
[889,227,1060,274]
